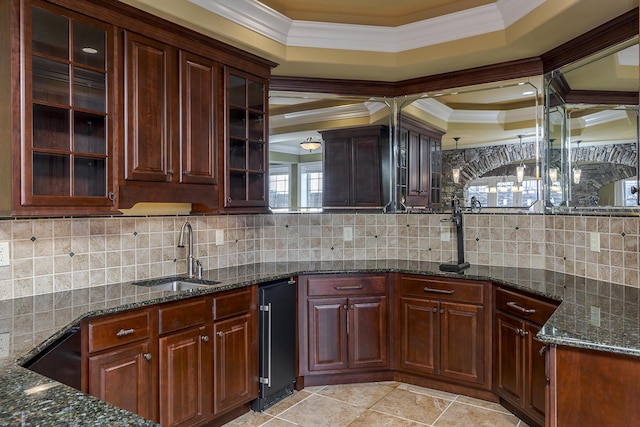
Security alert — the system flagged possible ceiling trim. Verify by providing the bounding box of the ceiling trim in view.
[188,0,545,53]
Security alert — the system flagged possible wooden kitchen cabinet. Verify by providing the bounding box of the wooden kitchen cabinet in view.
[320,125,390,208]
[399,117,443,207]
[494,287,559,427]
[299,274,389,378]
[221,68,269,212]
[395,275,491,390]
[83,286,258,426]
[84,308,157,421]
[158,297,212,427]
[119,31,220,210]
[2,0,118,216]
[212,286,258,415]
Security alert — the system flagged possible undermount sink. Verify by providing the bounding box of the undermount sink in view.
[133,279,218,292]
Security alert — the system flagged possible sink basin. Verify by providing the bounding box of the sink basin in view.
[133,279,218,292]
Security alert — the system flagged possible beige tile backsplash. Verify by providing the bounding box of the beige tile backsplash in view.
[0,213,638,300]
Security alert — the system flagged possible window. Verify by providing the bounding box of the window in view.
[269,165,290,211]
[299,162,322,211]
[624,179,638,206]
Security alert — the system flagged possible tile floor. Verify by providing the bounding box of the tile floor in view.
[223,381,529,427]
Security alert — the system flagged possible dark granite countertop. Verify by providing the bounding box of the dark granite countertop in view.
[1,260,639,425]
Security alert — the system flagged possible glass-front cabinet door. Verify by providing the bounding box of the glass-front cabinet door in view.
[224,68,268,211]
[23,2,115,211]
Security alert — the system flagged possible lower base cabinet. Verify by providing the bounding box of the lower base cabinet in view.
[494,287,558,427]
[82,286,257,427]
[395,275,491,390]
[548,345,640,427]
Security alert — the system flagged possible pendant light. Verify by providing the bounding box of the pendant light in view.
[516,134,525,183]
[573,140,582,184]
[300,136,322,152]
[452,137,461,184]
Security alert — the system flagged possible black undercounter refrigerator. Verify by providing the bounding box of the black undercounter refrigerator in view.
[251,278,297,412]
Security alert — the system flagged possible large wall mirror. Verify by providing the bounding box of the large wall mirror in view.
[545,36,639,212]
[399,78,543,212]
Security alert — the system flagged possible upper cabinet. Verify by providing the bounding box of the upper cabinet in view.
[1,0,118,216]
[320,125,390,209]
[1,0,275,217]
[400,118,443,208]
[119,32,220,210]
[222,69,269,212]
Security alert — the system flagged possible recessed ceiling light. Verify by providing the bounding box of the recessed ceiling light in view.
[82,47,98,54]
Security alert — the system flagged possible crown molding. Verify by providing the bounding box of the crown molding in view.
[189,0,546,53]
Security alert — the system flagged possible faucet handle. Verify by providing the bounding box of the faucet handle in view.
[196,259,203,278]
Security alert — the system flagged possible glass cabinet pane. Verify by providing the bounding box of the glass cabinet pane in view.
[73,21,106,69]
[73,67,106,112]
[230,172,246,200]
[230,139,246,169]
[32,56,69,104]
[32,7,68,58]
[229,108,246,138]
[229,75,246,106]
[33,153,70,196]
[248,142,263,171]
[248,111,263,140]
[74,112,106,154]
[33,105,70,150]
[247,80,263,110]
[74,157,106,196]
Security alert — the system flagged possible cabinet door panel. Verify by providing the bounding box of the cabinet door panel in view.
[351,136,381,206]
[349,296,388,369]
[180,51,218,185]
[88,341,155,421]
[495,313,524,404]
[124,31,175,182]
[308,298,348,371]
[525,323,546,425]
[159,325,211,427]
[214,313,253,414]
[398,297,439,374]
[440,302,484,383]
[322,138,350,207]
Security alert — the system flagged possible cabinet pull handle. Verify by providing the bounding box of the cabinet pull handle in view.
[201,335,209,342]
[423,287,455,294]
[539,346,548,356]
[116,328,135,337]
[107,192,115,201]
[217,331,224,337]
[334,285,364,290]
[506,301,536,315]
[143,353,152,361]
[227,197,232,203]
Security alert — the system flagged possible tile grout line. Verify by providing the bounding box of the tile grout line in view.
[429,395,459,426]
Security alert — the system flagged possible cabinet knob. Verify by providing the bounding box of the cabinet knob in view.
[432,308,437,313]
[539,346,548,356]
[167,169,174,175]
[440,309,445,314]
[183,170,190,176]
[143,353,152,361]
[201,335,209,342]
[227,197,232,203]
[350,304,354,310]
[217,331,224,337]
[107,192,115,201]
[343,304,348,310]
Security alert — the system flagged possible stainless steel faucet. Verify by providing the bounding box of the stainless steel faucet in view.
[178,221,201,278]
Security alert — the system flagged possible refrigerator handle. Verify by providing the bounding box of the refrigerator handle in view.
[266,302,272,387]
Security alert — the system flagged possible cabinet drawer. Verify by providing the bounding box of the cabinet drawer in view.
[213,287,253,320]
[305,274,387,296]
[399,275,485,304]
[87,309,151,353]
[158,297,208,335]
[496,287,559,325]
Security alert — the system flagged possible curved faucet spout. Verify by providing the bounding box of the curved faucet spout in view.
[178,221,196,277]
